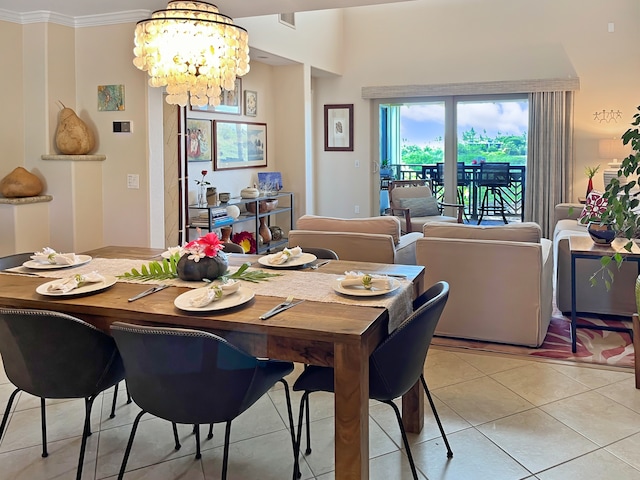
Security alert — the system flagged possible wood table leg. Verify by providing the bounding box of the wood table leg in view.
[633,314,639,390]
[402,380,424,433]
[334,342,369,479]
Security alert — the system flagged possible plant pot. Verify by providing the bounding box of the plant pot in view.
[177,252,228,281]
[587,222,616,245]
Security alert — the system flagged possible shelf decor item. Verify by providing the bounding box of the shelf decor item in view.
[584,165,600,196]
[195,170,211,207]
[232,231,257,254]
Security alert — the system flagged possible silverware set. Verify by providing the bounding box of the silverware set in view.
[259,295,305,320]
[127,284,169,302]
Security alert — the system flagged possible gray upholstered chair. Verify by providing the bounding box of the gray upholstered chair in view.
[110,322,298,480]
[0,308,126,480]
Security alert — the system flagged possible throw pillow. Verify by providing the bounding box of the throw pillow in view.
[578,190,608,225]
[398,197,440,217]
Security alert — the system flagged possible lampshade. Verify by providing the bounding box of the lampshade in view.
[133,1,250,107]
[598,137,629,166]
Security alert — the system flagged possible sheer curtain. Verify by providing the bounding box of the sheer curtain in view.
[526,91,575,238]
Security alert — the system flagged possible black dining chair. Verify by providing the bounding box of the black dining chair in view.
[298,247,339,260]
[0,308,126,480]
[0,252,33,270]
[110,322,299,480]
[293,281,453,479]
[222,242,245,254]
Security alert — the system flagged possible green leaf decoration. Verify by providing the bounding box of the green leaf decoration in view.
[222,263,282,283]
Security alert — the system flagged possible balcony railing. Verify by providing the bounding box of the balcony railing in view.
[384,163,525,221]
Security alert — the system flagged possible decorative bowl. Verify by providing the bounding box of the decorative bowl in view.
[246,199,278,214]
[587,222,616,245]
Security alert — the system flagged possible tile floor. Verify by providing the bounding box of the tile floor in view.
[1,348,640,479]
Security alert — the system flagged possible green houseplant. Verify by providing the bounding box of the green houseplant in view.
[594,106,640,298]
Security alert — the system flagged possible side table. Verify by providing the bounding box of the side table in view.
[569,236,640,353]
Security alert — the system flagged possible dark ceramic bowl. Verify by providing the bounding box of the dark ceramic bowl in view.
[587,222,616,245]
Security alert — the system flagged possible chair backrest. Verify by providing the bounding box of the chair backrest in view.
[477,162,510,187]
[368,281,449,401]
[388,180,434,207]
[434,163,469,186]
[0,308,123,399]
[296,246,339,260]
[110,322,266,424]
[222,242,245,254]
[0,252,33,270]
[288,230,396,264]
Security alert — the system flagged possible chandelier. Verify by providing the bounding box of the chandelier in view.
[133,1,250,107]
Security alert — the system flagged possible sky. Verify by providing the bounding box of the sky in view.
[400,100,529,148]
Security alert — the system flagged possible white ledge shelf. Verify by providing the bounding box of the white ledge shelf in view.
[41,154,106,161]
[0,195,53,205]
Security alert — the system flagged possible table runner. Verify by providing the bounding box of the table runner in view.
[6,258,414,332]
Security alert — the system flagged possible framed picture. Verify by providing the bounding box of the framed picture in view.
[214,120,267,170]
[186,118,212,162]
[97,84,125,111]
[257,171,283,192]
[244,90,257,116]
[324,104,353,151]
[189,78,242,115]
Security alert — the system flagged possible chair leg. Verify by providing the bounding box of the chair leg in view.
[496,188,508,224]
[173,423,181,450]
[302,365,312,455]
[0,388,20,443]
[76,396,97,480]
[40,397,48,457]
[207,423,214,440]
[221,421,232,480]
[110,382,119,419]
[118,410,147,480]
[194,424,202,459]
[125,382,132,404]
[278,379,300,480]
[294,391,310,479]
[477,188,488,224]
[420,374,453,458]
[383,400,419,480]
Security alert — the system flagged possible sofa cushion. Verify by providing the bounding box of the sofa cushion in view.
[423,221,542,243]
[296,214,401,244]
[398,197,440,217]
[577,190,608,225]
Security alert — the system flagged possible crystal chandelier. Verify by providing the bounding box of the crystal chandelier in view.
[133,1,250,107]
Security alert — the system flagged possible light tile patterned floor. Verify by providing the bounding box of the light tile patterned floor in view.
[1,348,640,479]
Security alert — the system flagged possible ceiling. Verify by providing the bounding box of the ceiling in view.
[0,0,413,18]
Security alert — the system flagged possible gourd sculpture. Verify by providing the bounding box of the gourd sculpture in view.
[0,167,43,198]
[55,101,95,155]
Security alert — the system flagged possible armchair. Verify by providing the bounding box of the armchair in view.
[388,179,464,233]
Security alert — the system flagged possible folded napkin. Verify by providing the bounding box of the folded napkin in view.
[268,246,303,265]
[31,247,78,265]
[47,271,105,293]
[188,279,241,307]
[341,271,393,290]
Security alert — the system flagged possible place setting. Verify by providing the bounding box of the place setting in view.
[36,272,118,297]
[174,278,255,312]
[22,247,92,270]
[332,271,401,297]
[257,246,317,269]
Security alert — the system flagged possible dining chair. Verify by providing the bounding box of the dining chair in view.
[296,246,339,260]
[222,242,245,254]
[477,162,511,224]
[293,281,453,479]
[0,252,33,269]
[0,308,126,480]
[110,322,299,480]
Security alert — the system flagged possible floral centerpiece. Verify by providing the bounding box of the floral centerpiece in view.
[119,231,279,282]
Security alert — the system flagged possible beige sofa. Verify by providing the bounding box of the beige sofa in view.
[416,222,553,347]
[288,215,422,264]
[554,203,636,316]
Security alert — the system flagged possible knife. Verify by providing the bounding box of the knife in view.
[259,300,305,320]
[128,284,169,302]
[362,272,407,278]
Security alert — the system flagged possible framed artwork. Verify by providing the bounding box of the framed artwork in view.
[257,171,283,192]
[186,118,212,162]
[244,90,257,116]
[97,84,125,111]
[214,120,267,170]
[324,104,354,151]
[189,78,242,115]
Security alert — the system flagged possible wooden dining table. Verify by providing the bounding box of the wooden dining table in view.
[0,246,426,480]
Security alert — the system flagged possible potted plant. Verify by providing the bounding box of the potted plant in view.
[380,159,394,178]
[584,165,600,196]
[594,106,640,299]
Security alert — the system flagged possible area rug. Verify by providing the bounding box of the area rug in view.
[431,312,635,369]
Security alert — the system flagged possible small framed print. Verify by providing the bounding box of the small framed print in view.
[186,118,212,162]
[190,78,242,115]
[97,84,125,111]
[324,104,353,151]
[244,90,257,117]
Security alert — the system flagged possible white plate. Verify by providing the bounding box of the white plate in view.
[174,286,255,312]
[23,255,93,270]
[36,275,117,297]
[332,277,400,297]
[258,252,317,268]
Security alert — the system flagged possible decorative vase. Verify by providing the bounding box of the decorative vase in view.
[269,225,283,241]
[586,177,594,197]
[220,226,232,243]
[176,252,228,281]
[587,222,616,245]
[197,184,208,207]
[259,218,272,243]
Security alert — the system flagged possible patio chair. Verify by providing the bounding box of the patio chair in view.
[476,162,510,224]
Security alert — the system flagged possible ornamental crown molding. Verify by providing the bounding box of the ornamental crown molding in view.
[0,8,151,27]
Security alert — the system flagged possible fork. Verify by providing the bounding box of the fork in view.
[259,295,294,320]
[309,260,331,270]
